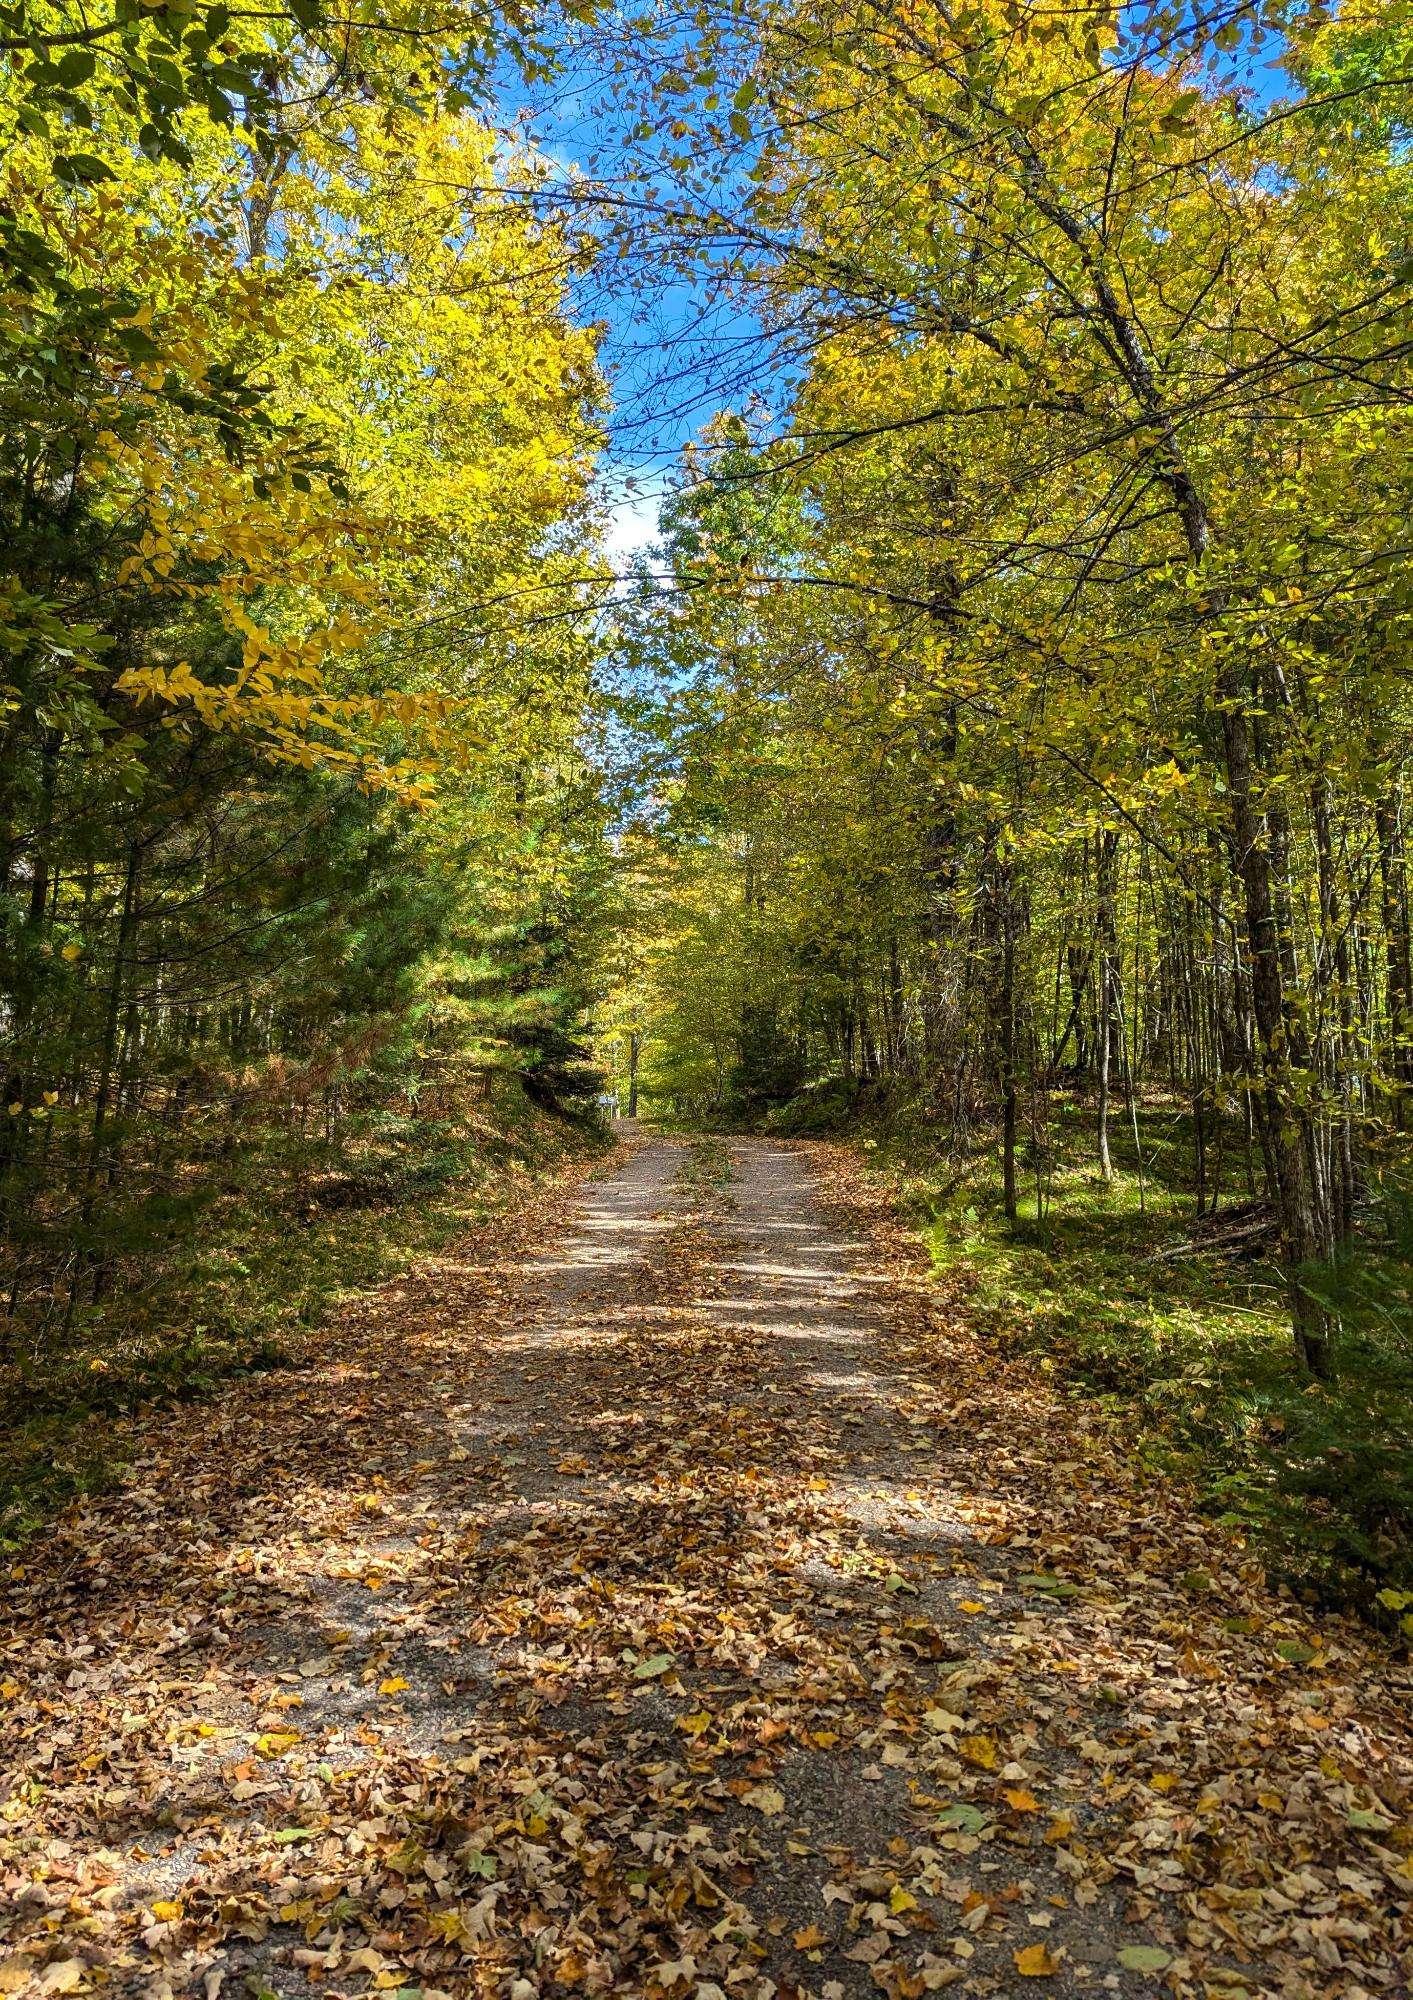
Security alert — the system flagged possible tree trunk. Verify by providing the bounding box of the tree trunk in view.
[1218,677,1331,1373]
[1375,787,1412,1128]
[1095,828,1119,1182]
[993,848,1019,1223]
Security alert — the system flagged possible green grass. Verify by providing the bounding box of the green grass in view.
[0,1085,610,1548]
[679,1133,738,1194]
[860,1095,1413,1627]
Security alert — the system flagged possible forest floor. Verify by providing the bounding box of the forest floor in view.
[863,1100,1413,1610]
[0,1088,597,1551]
[1,1135,1410,2000]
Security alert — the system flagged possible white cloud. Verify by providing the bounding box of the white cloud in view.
[601,488,663,577]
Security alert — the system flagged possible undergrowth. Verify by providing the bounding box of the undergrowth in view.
[845,1093,1413,1628]
[0,1083,609,1548]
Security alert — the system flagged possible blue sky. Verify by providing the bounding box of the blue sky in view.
[492,19,781,571]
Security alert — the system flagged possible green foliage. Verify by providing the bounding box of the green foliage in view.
[876,1104,1413,1614]
[761,1076,864,1135]
[0,0,615,1480]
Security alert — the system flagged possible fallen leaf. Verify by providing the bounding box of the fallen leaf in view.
[1018,1572,1078,1599]
[1116,1945,1172,1972]
[253,1729,300,1758]
[40,1965,85,1994]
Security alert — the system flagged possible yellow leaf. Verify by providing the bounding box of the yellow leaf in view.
[793,1924,827,1950]
[676,1710,713,1736]
[959,1734,998,1770]
[379,1676,410,1695]
[150,1899,182,1922]
[889,1884,918,1914]
[39,1964,85,1995]
[1149,1772,1177,1793]
[1015,1943,1060,1977]
[1005,1787,1040,1813]
[959,1599,985,1613]
[254,1729,301,1758]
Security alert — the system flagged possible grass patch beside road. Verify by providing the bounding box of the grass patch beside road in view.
[861,1096,1413,1625]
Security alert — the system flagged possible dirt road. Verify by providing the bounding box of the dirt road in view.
[2,1138,1409,2000]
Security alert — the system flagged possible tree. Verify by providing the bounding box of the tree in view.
[0,38,610,1336]
[597,0,1413,1369]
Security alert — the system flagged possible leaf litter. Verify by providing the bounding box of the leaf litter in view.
[1,1138,1409,2000]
